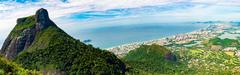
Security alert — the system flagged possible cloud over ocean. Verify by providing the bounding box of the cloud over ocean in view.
[1,0,240,47]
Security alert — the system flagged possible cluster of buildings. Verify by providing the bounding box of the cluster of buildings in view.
[107,43,141,57]
[108,24,235,57]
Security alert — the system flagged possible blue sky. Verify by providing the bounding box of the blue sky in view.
[1,0,240,47]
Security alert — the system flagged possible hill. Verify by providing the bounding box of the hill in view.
[0,8,126,74]
[123,44,180,74]
[124,44,240,74]
[206,38,240,48]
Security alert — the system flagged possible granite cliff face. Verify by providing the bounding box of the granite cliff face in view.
[0,8,55,59]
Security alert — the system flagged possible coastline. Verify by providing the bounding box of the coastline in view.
[107,24,212,57]
[107,24,210,49]
[105,25,206,49]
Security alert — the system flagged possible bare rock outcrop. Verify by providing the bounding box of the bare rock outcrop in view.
[0,8,55,59]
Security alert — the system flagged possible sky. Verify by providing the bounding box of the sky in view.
[1,0,240,47]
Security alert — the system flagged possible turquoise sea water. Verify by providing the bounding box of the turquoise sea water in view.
[71,23,206,49]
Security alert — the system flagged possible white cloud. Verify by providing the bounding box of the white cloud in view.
[1,0,240,47]
[0,0,178,47]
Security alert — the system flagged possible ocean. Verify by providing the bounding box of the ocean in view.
[70,23,206,49]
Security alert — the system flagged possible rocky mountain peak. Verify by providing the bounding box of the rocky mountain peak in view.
[36,8,49,21]
[0,8,126,74]
[0,8,56,59]
[35,8,53,30]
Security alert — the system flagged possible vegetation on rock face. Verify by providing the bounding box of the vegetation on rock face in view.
[15,25,126,74]
[10,15,36,37]
[124,44,240,75]
[15,15,36,31]
[1,15,40,59]
[26,25,70,51]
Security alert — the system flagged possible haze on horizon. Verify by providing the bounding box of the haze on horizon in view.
[1,0,240,47]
